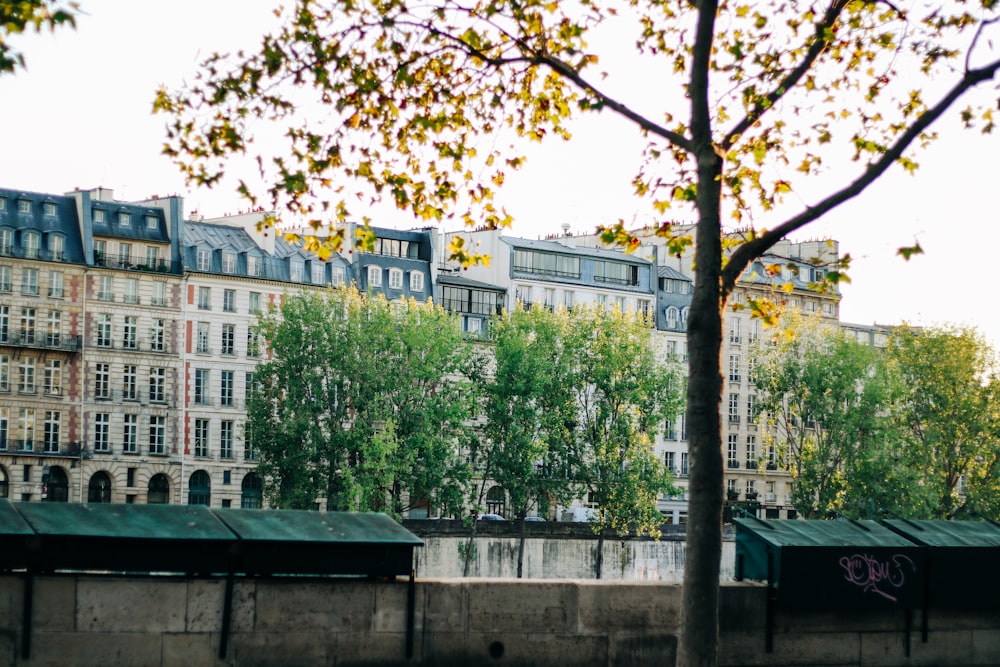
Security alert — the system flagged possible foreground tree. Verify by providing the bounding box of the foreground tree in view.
[0,0,77,75]
[752,314,930,519]
[247,288,477,515]
[158,2,1000,663]
[885,325,1000,518]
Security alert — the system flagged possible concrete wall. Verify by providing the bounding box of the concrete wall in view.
[2,574,999,667]
[405,521,736,581]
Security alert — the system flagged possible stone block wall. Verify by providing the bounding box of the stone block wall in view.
[0,575,998,666]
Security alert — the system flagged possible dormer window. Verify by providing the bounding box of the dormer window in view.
[119,212,131,226]
[43,202,56,216]
[49,235,64,261]
[0,230,11,256]
[247,255,259,277]
[93,209,105,223]
[290,261,304,283]
[145,215,157,230]
[0,198,5,211]
[388,268,403,290]
[311,263,324,284]
[17,200,30,214]
[367,265,382,287]
[410,271,424,292]
[196,249,210,271]
[331,266,346,286]
[222,252,236,274]
[23,232,39,259]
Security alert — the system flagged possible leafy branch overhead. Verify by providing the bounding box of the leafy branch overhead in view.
[0,0,78,75]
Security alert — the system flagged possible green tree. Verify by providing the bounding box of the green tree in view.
[751,314,929,519]
[567,305,684,537]
[885,325,999,518]
[0,1,77,75]
[247,287,477,516]
[157,2,1000,663]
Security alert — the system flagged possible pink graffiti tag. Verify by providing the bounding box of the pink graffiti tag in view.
[838,553,915,602]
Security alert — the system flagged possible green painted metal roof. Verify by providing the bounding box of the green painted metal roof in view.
[214,509,423,545]
[15,502,235,540]
[884,519,1000,547]
[0,498,33,535]
[734,517,915,548]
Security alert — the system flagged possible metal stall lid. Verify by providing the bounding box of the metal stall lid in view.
[213,509,423,577]
[0,499,34,571]
[884,519,1000,609]
[734,517,925,610]
[14,502,236,574]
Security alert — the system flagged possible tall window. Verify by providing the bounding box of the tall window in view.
[220,420,234,459]
[122,364,137,400]
[119,212,131,227]
[729,354,741,383]
[148,416,165,455]
[94,413,110,452]
[331,267,345,286]
[0,266,10,291]
[45,310,60,346]
[247,255,259,277]
[247,330,260,358]
[410,271,424,292]
[196,322,210,353]
[152,281,166,307]
[311,263,324,284]
[222,252,236,274]
[43,359,61,396]
[96,313,112,347]
[221,324,235,355]
[196,249,210,271]
[123,316,137,349]
[23,231,40,259]
[96,275,112,301]
[48,271,64,298]
[123,278,138,304]
[730,318,741,344]
[0,306,7,342]
[223,289,236,312]
[220,370,234,407]
[248,291,261,313]
[21,268,38,295]
[43,411,59,453]
[145,245,159,268]
[94,362,110,399]
[0,407,7,450]
[680,452,690,476]
[17,408,33,450]
[727,434,739,469]
[290,262,303,282]
[728,393,740,422]
[150,318,165,352]
[118,242,132,265]
[194,369,210,405]
[0,229,11,255]
[747,394,757,423]
[149,367,166,403]
[0,354,9,391]
[746,435,757,468]
[194,419,210,457]
[93,239,106,263]
[197,286,211,310]
[18,356,35,393]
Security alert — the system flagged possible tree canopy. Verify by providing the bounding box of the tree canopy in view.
[247,287,479,516]
[0,1,77,75]
[157,1,1000,664]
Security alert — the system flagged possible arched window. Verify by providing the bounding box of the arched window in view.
[147,474,170,504]
[241,473,263,509]
[666,306,679,329]
[485,485,505,516]
[188,470,211,506]
[87,471,112,503]
[0,465,7,498]
[44,466,68,502]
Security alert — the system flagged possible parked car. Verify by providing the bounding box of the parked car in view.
[524,516,546,522]
[478,513,506,521]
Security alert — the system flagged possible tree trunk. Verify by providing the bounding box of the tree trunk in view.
[516,519,526,579]
[679,31,726,662]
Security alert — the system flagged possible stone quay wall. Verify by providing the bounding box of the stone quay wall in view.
[1,574,998,667]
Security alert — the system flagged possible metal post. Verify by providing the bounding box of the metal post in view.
[219,571,234,659]
[21,572,33,660]
[406,569,416,659]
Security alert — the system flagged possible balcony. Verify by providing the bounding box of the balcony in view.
[744,461,757,470]
[94,252,180,275]
[0,332,82,352]
[0,441,87,458]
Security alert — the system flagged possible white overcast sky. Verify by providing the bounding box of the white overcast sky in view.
[2,1,999,347]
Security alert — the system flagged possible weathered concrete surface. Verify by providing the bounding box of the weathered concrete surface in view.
[405,521,737,580]
[2,574,999,666]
